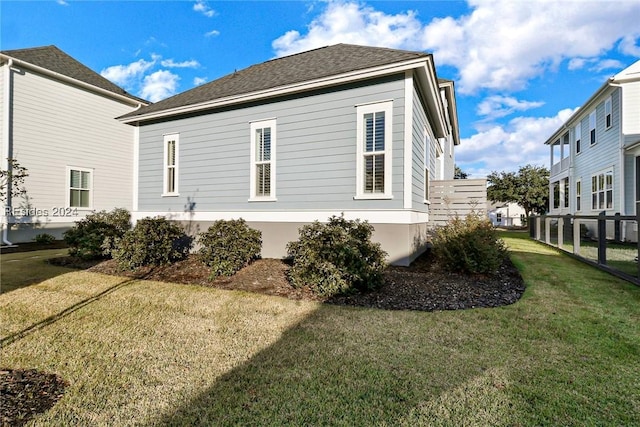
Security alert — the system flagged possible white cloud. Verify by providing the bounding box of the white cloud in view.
[100,59,155,87]
[272,0,640,93]
[205,29,220,37]
[140,70,180,102]
[160,59,200,68]
[56,0,68,6]
[193,0,215,18]
[272,1,423,56]
[476,96,544,120]
[193,77,207,86]
[456,108,577,177]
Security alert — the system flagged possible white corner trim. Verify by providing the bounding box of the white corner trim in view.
[403,71,413,209]
[132,127,139,211]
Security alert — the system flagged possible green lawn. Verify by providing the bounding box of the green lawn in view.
[1,232,639,426]
[1,248,74,293]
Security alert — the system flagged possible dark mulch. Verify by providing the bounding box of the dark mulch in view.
[0,368,68,427]
[10,249,524,425]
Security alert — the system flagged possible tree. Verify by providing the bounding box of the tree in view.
[487,164,549,218]
[454,164,468,179]
[0,158,29,202]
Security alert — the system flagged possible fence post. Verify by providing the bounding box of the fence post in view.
[529,216,534,238]
[614,212,621,243]
[597,211,606,265]
[535,216,541,241]
[557,216,564,249]
[545,216,551,244]
[573,217,581,255]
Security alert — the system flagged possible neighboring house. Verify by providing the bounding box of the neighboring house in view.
[545,60,640,240]
[0,46,148,244]
[487,202,526,227]
[119,44,462,266]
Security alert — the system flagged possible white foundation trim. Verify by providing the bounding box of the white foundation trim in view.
[132,209,429,224]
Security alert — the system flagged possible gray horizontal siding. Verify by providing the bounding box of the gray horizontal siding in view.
[411,84,428,212]
[137,75,406,212]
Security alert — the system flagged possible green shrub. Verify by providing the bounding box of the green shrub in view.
[33,233,55,245]
[198,219,262,277]
[63,208,131,260]
[432,212,507,275]
[113,217,192,270]
[286,215,387,296]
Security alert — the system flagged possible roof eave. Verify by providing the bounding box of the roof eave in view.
[414,56,448,138]
[119,57,431,124]
[0,53,147,108]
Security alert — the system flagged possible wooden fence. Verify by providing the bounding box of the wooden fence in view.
[428,179,487,226]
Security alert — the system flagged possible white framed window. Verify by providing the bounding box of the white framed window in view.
[576,179,581,211]
[355,100,393,199]
[496,212,502,223]
[67,166,93,209]
[563,178,569,208]
[575,122,581,154]
[163,133,179,196]
[591,169,613,210]
[605,96,612,129]
[553,181,560,209]
[589,111,596,145]
[249,118,276,201]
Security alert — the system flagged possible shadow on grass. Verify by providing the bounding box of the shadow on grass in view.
[0,249,77,294]
[147,303,495,426]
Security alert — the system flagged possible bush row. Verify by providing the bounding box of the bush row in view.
[64,208,507,296]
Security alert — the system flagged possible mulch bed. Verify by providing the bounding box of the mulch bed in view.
[5,249,525,425]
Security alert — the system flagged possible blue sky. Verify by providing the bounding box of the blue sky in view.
[2,0,640,177]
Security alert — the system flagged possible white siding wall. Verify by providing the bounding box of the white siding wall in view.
[622,80,640,135]
[9,68,138,218]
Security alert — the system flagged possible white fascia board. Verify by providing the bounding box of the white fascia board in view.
[414,58,447,138]
[0,54,145,108]
[120,58,430,124]
[132,209,429,224]
[543,80,612,146]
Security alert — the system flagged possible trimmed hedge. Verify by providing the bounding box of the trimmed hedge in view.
[286,215,387,296]
[113,217,192,270]
[432,212,507,275]
[198,219,262,278]
[63,208,131,260]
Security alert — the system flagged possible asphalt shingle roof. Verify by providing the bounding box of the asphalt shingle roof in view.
[1,45,147,104]
[121,44,430,119]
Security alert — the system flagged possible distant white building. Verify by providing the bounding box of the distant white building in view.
[487,202,526,227]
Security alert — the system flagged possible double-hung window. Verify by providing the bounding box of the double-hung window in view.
[163,133,179,196]
[605,97,612,129]
[355,100,393,199]
[591,169,613,210]
[68,167,92,208]
[576,180,581,211]
[250,119,276,200]
[575,122,581,154]
[589,111,596,145]
[424,129,431,201]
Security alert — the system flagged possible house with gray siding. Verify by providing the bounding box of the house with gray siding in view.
[545,60,640,240]
[120,44,461,265]
[0,46,148,244]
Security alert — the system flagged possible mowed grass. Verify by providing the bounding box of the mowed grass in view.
[1,231,639,426]
[1,248,74,293]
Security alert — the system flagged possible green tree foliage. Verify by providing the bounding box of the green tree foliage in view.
[454,164,469,179]
[487,164,549,217]
[0,158,29,202]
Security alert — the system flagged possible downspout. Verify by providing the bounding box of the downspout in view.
[2,59,13,245]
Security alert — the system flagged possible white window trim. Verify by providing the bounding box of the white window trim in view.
[605,96,612,130]
[162,133,179,197]
[249,118,277,202]
[590,168,614,211]
[354,100,393,200]
[66,166,94,210]
[575,179,582,212]
[575,122,581,155]
[423,127,431,204]
[589,111,597,145]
